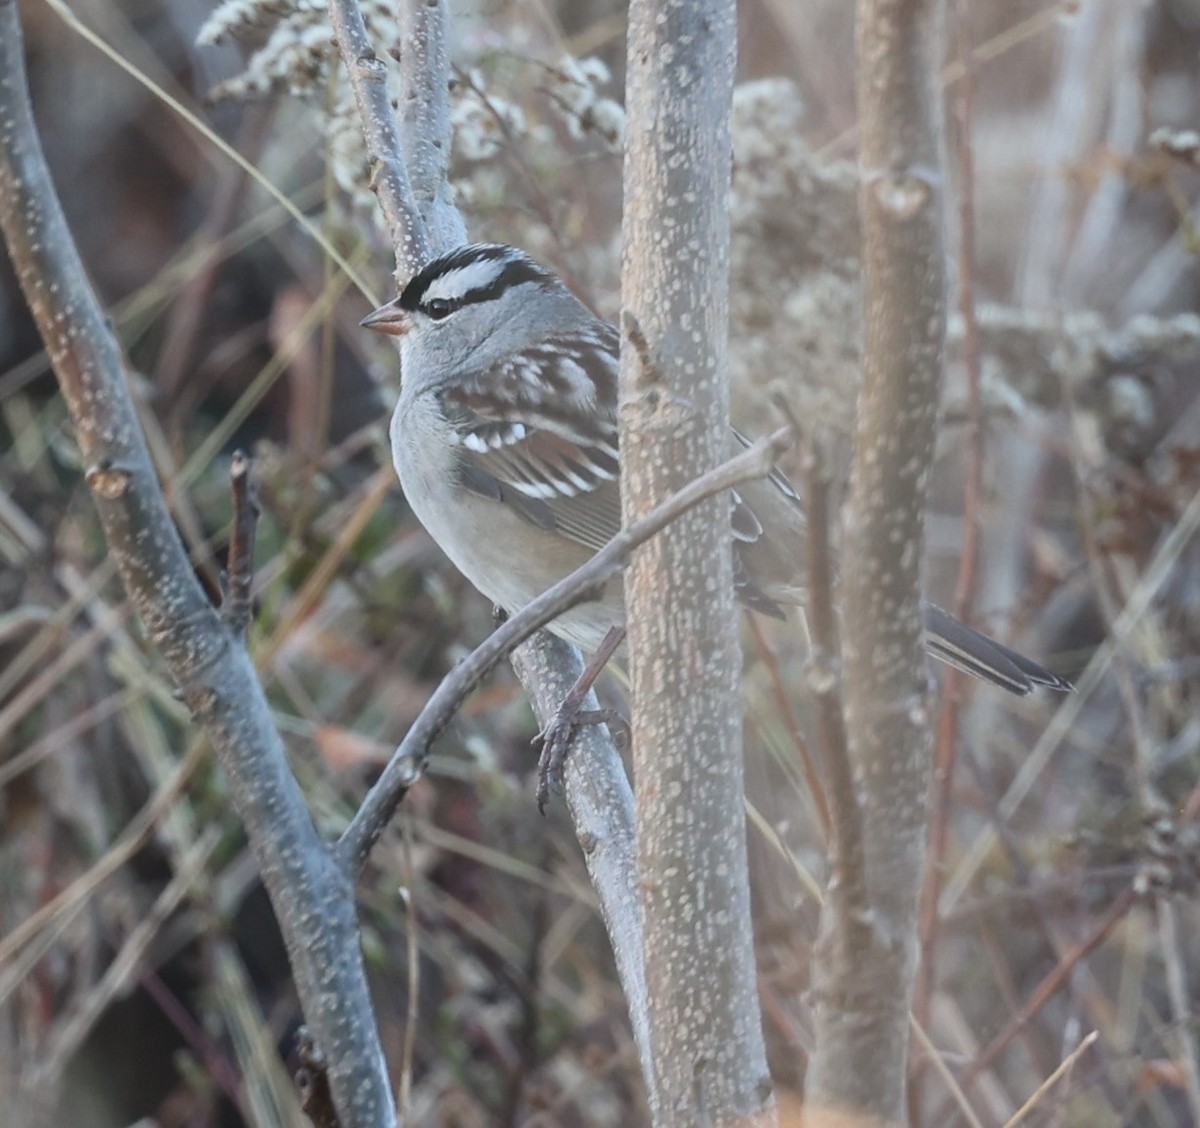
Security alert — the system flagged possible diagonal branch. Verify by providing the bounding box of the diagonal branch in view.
[0,6,395,1126]
[337,427,794,872]
[797,430,869,950]
[327,0,429,276]
[508,633,653,1101]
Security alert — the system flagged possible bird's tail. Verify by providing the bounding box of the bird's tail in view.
[923,604,1073,696]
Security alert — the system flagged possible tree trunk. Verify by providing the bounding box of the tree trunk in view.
[621,1,774,1124]
[805,0,947,1123]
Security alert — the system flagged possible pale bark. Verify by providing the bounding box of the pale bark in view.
[621,1,774,1124]
[509,634,655,1112]
[804,0,947,1123]
[0,4,396,1125]
[328,0,429,274]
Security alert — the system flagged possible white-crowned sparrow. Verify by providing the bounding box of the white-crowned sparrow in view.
[362,242,1072,697]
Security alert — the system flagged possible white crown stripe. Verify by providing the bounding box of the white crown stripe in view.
[421,257,510,305]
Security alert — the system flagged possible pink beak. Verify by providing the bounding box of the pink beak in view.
[360,300,410,336]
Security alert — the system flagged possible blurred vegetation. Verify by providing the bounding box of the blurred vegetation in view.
[2,0,1200,1125]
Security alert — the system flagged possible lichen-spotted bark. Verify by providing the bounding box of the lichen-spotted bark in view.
[0,4,395,1124]
[805,0,947,1122]
[620,1,774,1124]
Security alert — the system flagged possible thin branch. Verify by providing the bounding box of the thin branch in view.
[916,0,984,1081]
[31,831,221,1089]
[397,820,421,1118]
[509,631,653,1113]
[0,7,395,1125]
[1001,1031,1098,1128]
[223,450,258,637]
[798,428,869,950]
[327,0,429,276]
[929,886,1137,1122]
[395,0,466,251]
[948,15,984,632]
[336,427,795,872]
[746,616,831,840]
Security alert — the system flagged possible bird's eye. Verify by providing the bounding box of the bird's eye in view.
[425,298,455,320]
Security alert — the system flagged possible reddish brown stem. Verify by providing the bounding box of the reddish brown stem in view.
[914,3,986,1102]
[929,886,1136,1124]
[223,451,259,637]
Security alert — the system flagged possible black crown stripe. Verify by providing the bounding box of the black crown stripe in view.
[399,244,555,312]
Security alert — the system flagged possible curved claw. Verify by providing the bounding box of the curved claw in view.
[533,707,627,814]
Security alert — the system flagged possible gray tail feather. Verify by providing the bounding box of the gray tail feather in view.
[923,604,1074,696]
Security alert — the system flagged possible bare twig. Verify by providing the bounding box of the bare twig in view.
[296,1028,340,1128]
[947,0,985,762]
[510,631,652,1105]
[916,0,984,1085]
[139,969,247,1113]
[796,423,868,946]
[395,0,465,252]
[327,0,429,277]
[31,830,221,1089]
[336,428,794,872]
[930,887,1136,1122]
[1001,1030,1099,1128]
[397,818,420,1118]
[223,451,258,637]
[0,7,395,1125]
[777,388,864,897]
[746,615,831,839]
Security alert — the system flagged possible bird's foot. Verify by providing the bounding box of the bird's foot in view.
[533,704,628,814]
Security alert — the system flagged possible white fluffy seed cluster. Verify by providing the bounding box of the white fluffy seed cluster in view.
[448,55,623,168]
[728,79,862,443]
[540,56,624,149]
[451,71,529,163]
[198,0,399,99]
[195,1,623,227]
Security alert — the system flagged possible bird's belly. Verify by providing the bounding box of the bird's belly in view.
[392,406,622,653]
